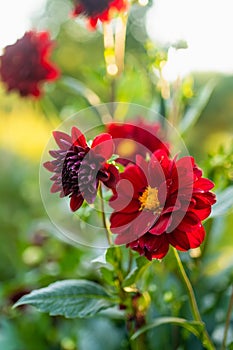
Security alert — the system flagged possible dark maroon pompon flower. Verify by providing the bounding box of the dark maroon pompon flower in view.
[44,127,119,212]
[110,150,216,260]
[0,31,59,98]
[106,118,170,166]
[73,0,128,29]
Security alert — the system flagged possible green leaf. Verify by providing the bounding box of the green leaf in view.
[131,317,204,340]
[122,257,152,288]
[14,280,115,318]
[179,80,216,135]
[100,267,116,286]
[60,76,112,123]
[210,186,233,218]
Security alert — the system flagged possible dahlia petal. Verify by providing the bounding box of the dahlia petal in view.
[91,133,114,160]
[110,195,139,213]
[193,192,216,208]
[70,194,84,212]
[130,210,157,238]
[50,182,61,193]
[135,155,149,179]
[81,182,98,204]
[113,211,155,244]
[150,236,170,259]
[177,212,200,232]
[168,224,205,251]
[53,131,72,149]
[110,212,138,232]
[110,178,135,203]
[176,156,194,170]
[88,18,98,29]
[71,127,87,148]
[192,207,212,221]
[149,214,170,235]
[168,229,190,251]
[121,164,147,194]
[187,224,205,248]
[193,178,215,192]
[149,158,166,188]
[137,233,169,259]
[100,164,119,189]
[43,161,55,172]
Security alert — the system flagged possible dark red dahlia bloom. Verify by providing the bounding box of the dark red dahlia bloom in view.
[44,127,119,212]
[106,118,169,166]
[73,0,128,29]
[0,31,59,98]
[110,150,216,260]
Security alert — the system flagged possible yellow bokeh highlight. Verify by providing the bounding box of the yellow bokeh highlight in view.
[0,96,56,162]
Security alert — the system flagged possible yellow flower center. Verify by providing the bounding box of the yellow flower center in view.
[117,139,137,157]
[139,186,160,212]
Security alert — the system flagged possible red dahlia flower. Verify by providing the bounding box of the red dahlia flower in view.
[0,31,59,98]
[73,0,128,29]
[110,150,216,260]
[44,127,119,212]
[106,118,169,165]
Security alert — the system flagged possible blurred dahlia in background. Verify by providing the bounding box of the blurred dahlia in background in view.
[106,118,170,165]
[72,0,128,28]
[0,30,59,98]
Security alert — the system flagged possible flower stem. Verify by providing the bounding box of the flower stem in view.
[103,22,118,77]
[172,248,215,350]
[221,285,233,350]
[115,13,128,77]
[98,184,112,246]
[103,11,128,78]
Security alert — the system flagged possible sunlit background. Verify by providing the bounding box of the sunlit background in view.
[1,0,233,77]
[0,2,233,350]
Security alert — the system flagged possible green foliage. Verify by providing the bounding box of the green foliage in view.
[179,80,216,135]
[14,280,115,318]
[1,0,233,349]
[131,317,204,340]
[210,186,233,218]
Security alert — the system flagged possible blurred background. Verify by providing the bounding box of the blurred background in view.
[0,0,233,349]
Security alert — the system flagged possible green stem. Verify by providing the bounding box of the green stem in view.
[130,334,146,350]
[98,185,112,246]
[221,285,233,350]
[172,248,215,350]
[126,250,133,275]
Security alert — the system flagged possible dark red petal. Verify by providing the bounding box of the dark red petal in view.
[50,183,61,193]
[52,131,72,150]
[175,156,194,170]
[114,211,156,245]
[149,214,170,235]
[70,194,84,212]
[148,158,167,188]
[145,234,170,259]
[130,210,157,238]
[168,224,205,251]
[187,224,205,248]
[43,161,55,172]
[101,164,119,189]
[168,229,190,251]
[193,178,215,192]
[194,192,216,207]
[192,207,212,221]
[177,212,200,232]
[135,155,149,179]
[91,133,114,160]
[121,164,147,194]
[110,178,135,204]
[110,212,138,234]
[71,127,87,148]
[110,195,139,213]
